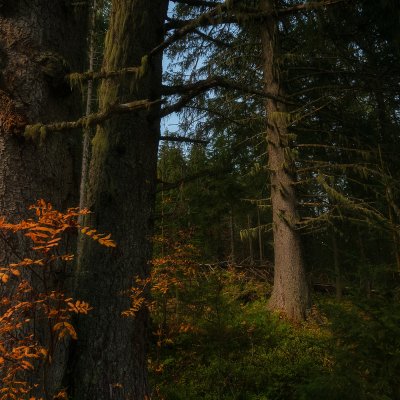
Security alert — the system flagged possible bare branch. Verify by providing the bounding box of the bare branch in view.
[24,99,163,139]
[68,67,141,84]
[193,28,231,47]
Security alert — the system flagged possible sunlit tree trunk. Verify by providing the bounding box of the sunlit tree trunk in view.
[260,0,309,321]
[71,1,168,398]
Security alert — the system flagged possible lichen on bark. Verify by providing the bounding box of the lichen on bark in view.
[70,1,169,399]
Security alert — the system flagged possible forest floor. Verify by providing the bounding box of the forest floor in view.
[147,263,400,400]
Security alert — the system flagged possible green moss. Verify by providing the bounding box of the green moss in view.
[139,54,149,79]
[62,122,71,129]
[269,111,292,125]
[84,113,98,129]
[99,82,118,110]
[39,125,47,144]
[69,72,84,91]
[91,128,109,155]
[24,123,43,142]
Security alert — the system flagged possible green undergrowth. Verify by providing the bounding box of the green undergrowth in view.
[148,268,400,400]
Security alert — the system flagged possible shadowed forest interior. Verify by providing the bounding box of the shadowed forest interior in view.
[0,1,399,399]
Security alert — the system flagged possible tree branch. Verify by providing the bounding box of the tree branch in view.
[170,0,221,7]
[67,0,349,86]
[154,4,230,56]
[160,135,209,144]
[275,0,349,17]
[67,6,228,85]
[68,67,141,85]
[160,76,293,117]
[24,99,163,140]
[165,0,349,30]
[164,76,287,101]
[193,28,231,47]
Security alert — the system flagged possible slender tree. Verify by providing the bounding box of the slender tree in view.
[260,0,309,320]
[164,0,311,319]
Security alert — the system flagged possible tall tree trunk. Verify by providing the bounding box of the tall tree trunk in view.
[376,92,400,270]
[0,1,87,396]
[260,0,309,321]
[70,1,168,399]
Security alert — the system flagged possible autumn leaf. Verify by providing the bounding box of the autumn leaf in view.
[53,322,78,340]
[66,300,92,314]
[21,360,34,370]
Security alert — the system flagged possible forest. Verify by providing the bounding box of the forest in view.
[0,0,399,399]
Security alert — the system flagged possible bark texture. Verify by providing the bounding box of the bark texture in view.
[0,0,87,396]
[70,1,168,399]
[260,0,309,321]
[0,1,86,223]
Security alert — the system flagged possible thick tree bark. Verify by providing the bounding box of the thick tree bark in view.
[0,1,87,396]
[0,1,86,221]
[260,0,309,321]
[70,1,168,399]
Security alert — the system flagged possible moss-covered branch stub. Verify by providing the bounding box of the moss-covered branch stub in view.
[68,54,150,90]
[23,123,47,144]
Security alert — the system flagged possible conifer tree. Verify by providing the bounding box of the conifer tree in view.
[161,0,400,318]
[71,1,168,398]
[0,1,88,395]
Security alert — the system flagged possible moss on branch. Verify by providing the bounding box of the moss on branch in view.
[23,99,163,142]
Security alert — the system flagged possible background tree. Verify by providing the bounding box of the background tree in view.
[159,0,400,318]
